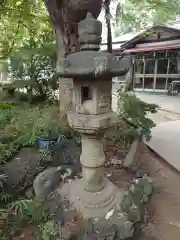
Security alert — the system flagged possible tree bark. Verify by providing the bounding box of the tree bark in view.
[55,27,73,120]
[44,0,103,120]
[104,0,112,53]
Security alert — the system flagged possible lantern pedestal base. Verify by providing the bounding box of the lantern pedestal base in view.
[59,177,123,219]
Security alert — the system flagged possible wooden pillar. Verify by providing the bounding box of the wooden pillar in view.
[165,58,170,90]
[153,59,158,91]
[142,56,146,90]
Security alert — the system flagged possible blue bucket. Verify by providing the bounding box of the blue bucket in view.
[36,136,58,150]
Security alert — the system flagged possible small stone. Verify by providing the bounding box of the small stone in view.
[105,209,114,219]
[111,157,122,166]
[106,173,112,178]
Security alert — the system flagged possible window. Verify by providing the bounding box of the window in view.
[145,59,155,74]
[169,58,178,74]
[157,59,168,74]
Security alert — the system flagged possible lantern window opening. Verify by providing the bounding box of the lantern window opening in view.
[81,86,92,104]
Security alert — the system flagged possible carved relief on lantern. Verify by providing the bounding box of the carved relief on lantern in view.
[95,79,112,114]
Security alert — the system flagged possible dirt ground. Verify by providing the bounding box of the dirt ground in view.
[108,144,180,240]
[138,145,180,240]
[14,145,180,240]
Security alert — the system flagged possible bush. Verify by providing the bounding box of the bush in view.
[104,91,158,157]
[0,103,77,164]
[117,91,158,141]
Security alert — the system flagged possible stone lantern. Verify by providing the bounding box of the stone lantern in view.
[57,13,131,218]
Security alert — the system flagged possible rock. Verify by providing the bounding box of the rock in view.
[109,211,134,239]
[3,148,42,196]
[33,167,62,199]
[123,135,142,170]
[52,137,81,174]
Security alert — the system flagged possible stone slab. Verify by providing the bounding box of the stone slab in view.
[146,120,180,172]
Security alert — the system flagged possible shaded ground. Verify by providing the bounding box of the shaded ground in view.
[139,146,180,240]
[12,144,180,240]
[106,145,180,240]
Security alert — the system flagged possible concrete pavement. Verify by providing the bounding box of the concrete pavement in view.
[147,121,180,172]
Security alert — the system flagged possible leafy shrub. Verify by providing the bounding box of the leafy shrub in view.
[0,103,77,163]
[8,198,48,223]
[1,198,48,237]
[39,221,71,240]
[117,91,158,141]
[0,106,41,163]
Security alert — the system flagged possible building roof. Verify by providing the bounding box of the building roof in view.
[120,25,180,50]
[124,43,180,53]
[100,25,180,54]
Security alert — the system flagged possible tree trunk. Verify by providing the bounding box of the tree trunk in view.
[104,0,112,53]
[55,27,73,120]
[43,0,102,120]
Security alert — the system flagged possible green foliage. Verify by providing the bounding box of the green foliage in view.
[0,105,42,163]
[117,91,158,141]
[2,198,48,236]
[8,199,31,216]
[0,103,75,164]
[0,174,7,188]
[39,221,60,240]
[0,0,50,59]
[10,199,48,223]
[114,0,180,35]
[39,149,53,167]
[39,221,71,240]
[0,191,12,204]
[0,104,11,109]
[1,0,57,102]
[30,105,61,139]
[0,108,12,128]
